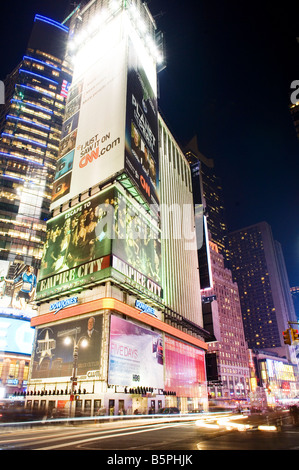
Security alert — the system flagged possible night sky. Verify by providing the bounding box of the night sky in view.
[1,0,298,286]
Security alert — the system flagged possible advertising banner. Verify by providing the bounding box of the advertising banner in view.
[51,16,159,218]
[38,185,162,300]
[125,38,159,212]
[40,188,114,280]
[51,32,127,209]
[31,314,103,379]
[108,315,164,389]
[112,189,161,288]
[164,336,206,397]
[0,260,38,315]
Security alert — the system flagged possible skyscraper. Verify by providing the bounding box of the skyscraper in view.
[228,222,297,361]
[185,137,250,405]
[290,286,299,321]
[0,15,72,311]
[26,0,208,416]
[185,136,228,256]
[205,243,250,403]
[159,117,203,326]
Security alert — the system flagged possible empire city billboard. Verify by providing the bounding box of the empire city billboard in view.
[51,9,159,214]
[37,185,162,301]
[108,315,164,389]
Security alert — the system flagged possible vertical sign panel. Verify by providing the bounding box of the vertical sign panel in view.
[51,17,127,209]
[125,38,159,213]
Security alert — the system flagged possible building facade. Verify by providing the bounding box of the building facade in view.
[185,136,228,257]
[25,0,208,417]
[204,243,250,405]
[290,286,299,321]
[0,15,72,313]
[185,137,250,407]
[249,349,298,408]
[227,222,297,359]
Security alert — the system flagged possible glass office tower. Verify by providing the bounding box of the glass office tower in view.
[0,15,72,306]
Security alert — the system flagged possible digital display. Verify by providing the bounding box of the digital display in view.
[0,316,35,355]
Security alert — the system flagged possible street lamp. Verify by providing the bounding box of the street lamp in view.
[64,333,88,418]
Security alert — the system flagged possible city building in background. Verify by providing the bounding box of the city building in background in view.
[290,286,299,321]
[185,136,228,256]
[227,222,297,359]
[186,138,250,407]
[204,242,250,406]
[158,118,203,326]
[227,221,299,402]
[25,0,208,418]
[0,15,72,314]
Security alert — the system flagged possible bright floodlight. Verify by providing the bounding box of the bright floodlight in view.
[81,338,88,348]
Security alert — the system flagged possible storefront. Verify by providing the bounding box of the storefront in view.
[27,295,208,416]
[0,312,34,399]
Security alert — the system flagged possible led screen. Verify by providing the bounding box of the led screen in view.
[0,317,35,355]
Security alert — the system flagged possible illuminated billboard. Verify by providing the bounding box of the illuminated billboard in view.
[51,15,126,209]
[164,336,206,397]
[0,260,38,315]
[0,316,35,355]
[108,315,163,388]
[266,359,296,382]
[51,9,159,215]
[31,314,103,379]
[38,185,162,300]
[125,38,159,211]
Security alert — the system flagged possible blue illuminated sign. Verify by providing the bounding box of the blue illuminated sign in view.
[135,300,157,317]
[49,296,79,315]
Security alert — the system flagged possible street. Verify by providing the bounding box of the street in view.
[0,411,299,452]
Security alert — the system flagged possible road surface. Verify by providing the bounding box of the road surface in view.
[0,411,298,453]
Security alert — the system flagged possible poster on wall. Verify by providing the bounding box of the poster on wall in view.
[164,336,206,397]
[108,315,164,389]
[125,38,159,213]
[31,314,103,379]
